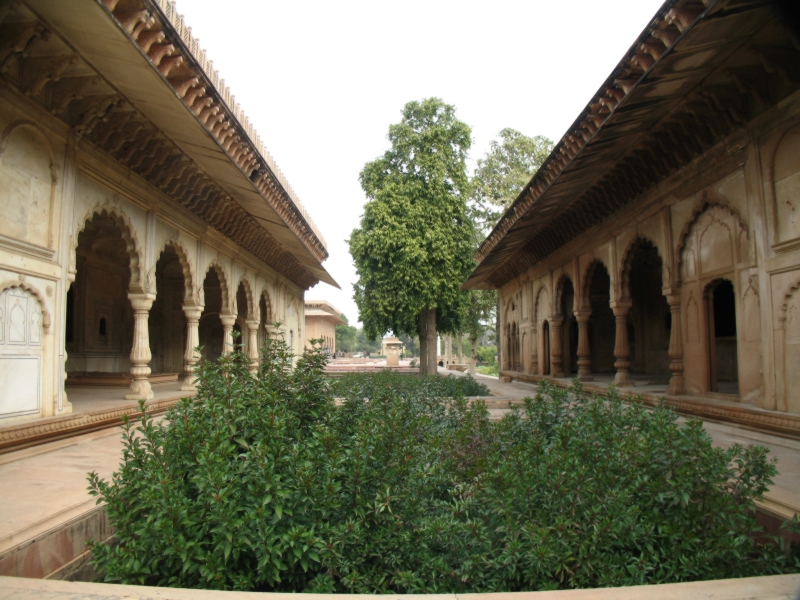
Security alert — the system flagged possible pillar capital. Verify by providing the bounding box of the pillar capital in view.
[609,300,632,315]
[182,305,203,321]
[219,314,237,327]
[127,292,155,312]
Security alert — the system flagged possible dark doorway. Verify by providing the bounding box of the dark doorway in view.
[560,279,576,374]
[150,246,186,375]
[199,268,224,362]
[707,279,738,395]
[586,263,615,373]
[628,239,670,380]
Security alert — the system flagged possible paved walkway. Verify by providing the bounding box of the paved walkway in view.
[442,366,800,520]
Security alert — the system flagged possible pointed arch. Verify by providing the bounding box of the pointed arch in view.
[581,258,609,309]
[554,273,573,317]
[236,273,256,319]
[533,284,550,326]
[675,192,749,283]
[75,202,143,292]
[156,238,194,302]
[778,277,800,328]
[259,287,273,324]
[205,260,231,312]
[619,235,665,300]
[0,279,51,331]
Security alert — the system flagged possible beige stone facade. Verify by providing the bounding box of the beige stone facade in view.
[0,0,334,424]
[465,0,800,429]
[304,300,345,354]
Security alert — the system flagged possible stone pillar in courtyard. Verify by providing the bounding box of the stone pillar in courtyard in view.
[530,325,538,375]
[550,315,565,378]
[575,310,593,381]
[126,293,156,401]
[666,292,685,395]
[457,333,463,364]
[611,300,633,387]
[445,335,452,365]
[384,337,402,366]
[181,305,203,391]
[220,314,236,355]
[247,318,260,375]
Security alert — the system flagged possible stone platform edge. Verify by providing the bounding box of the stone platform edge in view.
[0,394,190,454]
[499,371,800,440]
[0,573,798,599]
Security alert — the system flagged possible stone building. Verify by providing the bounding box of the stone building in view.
[0,0,335,425]
[303,300,345,354]
[464,0,800,435]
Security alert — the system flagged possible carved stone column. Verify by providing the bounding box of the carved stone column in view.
[181,305,202,391]
[666,293,685,395]
[611,301,633,387]
[126,293,156,401]
[530,326,538,375]
[550,315,565,378]
[575,310,593,381]
[220,314,236,355]
[247,318,260,375]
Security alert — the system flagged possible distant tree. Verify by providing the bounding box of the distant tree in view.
[349,98,475,375]
[335,323,357,353]
[463,290,497,374]
[470,128,553,234]
[398,333,419,357]
[354,328,382,355]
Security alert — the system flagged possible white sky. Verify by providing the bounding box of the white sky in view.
[176,0,666,327]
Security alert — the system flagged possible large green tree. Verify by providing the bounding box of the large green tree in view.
[470,128,553,234]
[335,323,357,353]
[349,98,474,375]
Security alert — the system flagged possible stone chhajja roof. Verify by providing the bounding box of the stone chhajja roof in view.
[464,0,800,289]
[304,299,346,324]
[3,0,335,289]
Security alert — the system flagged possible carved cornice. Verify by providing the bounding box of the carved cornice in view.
[469,0,800,291]
[0,1,324,289]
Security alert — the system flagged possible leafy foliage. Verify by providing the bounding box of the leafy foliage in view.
[470,128,553,234]
[333,370,490,400]
[349,98,475,343]
[89,340,798,592]
[335,324,357,352]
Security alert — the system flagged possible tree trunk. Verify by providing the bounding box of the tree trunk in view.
[418,308,438,376]
[470,337,477,376]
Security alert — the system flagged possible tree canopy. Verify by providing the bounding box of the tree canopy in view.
[470,128,553,234]
[349,98,475,373]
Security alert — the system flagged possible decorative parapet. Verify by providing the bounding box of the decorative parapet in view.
[102,0,327,261]
[474,1,711,265]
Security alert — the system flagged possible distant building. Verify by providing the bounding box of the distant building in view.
[304,300,345,353]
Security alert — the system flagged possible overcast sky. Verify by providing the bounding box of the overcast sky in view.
[176,0,666,328]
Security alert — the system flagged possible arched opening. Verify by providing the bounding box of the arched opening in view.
[559,279,576,375]
[235,282,250,353]
[149,246,186,376]
[66,213,134,386]
[199,268,224,362]
[258,292,271,351]
[706,279,738,395]
[586,263,615,374]
[511,322,518,371]
[627,239,670,382]
[541,320,551,375]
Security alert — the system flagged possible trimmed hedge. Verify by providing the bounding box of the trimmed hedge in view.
[88,337,799,592]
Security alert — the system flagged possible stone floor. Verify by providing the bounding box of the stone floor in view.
[65,381,189,415]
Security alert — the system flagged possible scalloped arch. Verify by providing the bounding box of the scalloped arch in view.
[75,203,143,291]
[581,258,610,308]
[156,238,194,302]
[533,284,550,325]
[778,276,800,328]
[675,192,749,284]
[205,261,231,312]
[236,274,255,319]
[259,287,273,323]
[0,280,51,331]
[553,273,574,316]
[618,235,665,301]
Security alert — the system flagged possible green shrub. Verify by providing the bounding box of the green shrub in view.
[332,370,491,399]
[477,364,499,376]
[88,339,799,592]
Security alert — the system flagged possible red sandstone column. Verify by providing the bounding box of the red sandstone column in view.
[666,293,685,395]
[550,315,565,378]
[126,293,155,401]
[181,305,202,391]
[576,310,592,381]
[611,301,633,387]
